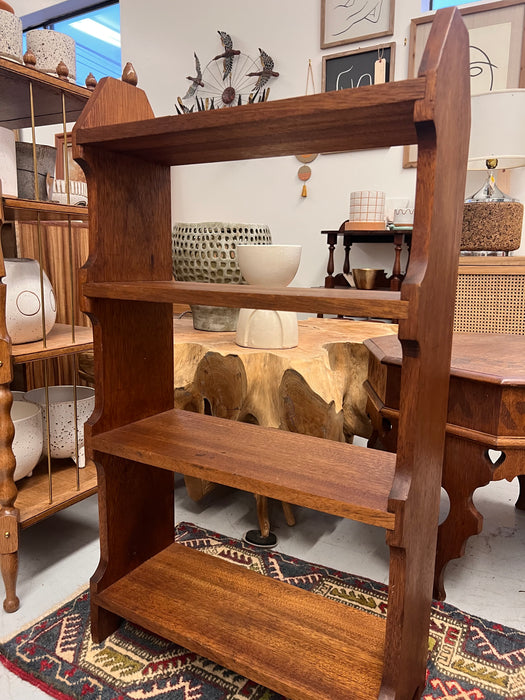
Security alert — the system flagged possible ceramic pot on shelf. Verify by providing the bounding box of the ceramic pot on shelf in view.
[172,221,272,331]
[235,244,302,349]
[11,399,43,481]
[3,258,57,344]
[0,3,23,64]
[24,385,95,466]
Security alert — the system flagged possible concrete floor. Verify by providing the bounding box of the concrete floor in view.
[1,469,524,699]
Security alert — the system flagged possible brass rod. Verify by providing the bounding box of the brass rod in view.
[73,354,80,491]
[36,212,47,349]
[29,82,39,201]
[44,360,52,504]
[61,92,71,205]
[68,216,76,343]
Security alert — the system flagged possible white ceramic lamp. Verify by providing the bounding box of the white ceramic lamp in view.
[235,244,302,349]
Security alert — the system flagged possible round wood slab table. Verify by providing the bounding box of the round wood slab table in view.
[172,315,397,542]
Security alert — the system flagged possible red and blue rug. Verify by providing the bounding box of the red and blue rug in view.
[1,521,524,699]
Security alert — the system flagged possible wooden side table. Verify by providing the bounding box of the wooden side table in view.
[365,332,525,600]
[322,221,412,291]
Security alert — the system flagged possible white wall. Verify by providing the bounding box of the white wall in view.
[118,0,424,288]
[20,0,525,286]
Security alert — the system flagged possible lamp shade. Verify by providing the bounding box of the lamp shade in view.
[468,89,525,170]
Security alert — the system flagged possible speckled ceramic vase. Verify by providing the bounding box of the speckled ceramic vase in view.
[24,386,95,465]
[0,7,22,64]
[172,222,272,331]
[26,29,76,81]
[11,399,43,481]
[4,258,57,344]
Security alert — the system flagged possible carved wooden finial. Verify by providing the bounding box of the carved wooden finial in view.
[122,62,138,86]
[56,61,69,81]
[85,72,97,91]
[23,48,36,68]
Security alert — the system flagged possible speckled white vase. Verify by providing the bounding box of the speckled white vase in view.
[11,399,43,481]
[0,9,23,63]
[26,29,76,81]
[4,258,57,344]
[24,386,95,464]
[236,245,302,349]
[0,126,18,197]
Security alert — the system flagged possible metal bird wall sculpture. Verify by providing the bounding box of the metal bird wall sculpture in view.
[183,52,204,98]
[246,48,279,91]
[176,32,280,112]
[213,31,240,81]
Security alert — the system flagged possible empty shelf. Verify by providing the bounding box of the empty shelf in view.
[94,542,385,700]
[90,408,397,528]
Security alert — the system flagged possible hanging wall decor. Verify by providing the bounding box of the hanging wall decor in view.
[295,60,319,197]
[176,31,279,112]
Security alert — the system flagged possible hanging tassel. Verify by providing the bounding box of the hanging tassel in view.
[301,184,308,197]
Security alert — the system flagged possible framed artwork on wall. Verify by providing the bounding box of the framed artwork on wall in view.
[322,42,395,92]
[321,0,395,50]
[403,0,525,167]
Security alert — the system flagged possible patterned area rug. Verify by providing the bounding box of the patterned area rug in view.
[1,521,524,700]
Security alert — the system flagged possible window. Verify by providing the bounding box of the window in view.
[430,1,480,8]
[24,2,121,85]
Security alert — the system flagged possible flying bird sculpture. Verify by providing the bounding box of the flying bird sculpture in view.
[246,48,279,91]
[213,31,240,81]
[183,52,204,99]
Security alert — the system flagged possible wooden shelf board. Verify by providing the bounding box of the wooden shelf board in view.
[94,543,385,700]
[11,324,93,363]
[16,458,97,527]
[90,409,397,528]
[75,77,426,165]
[82,280,409,320]
[0,57,90,129]
[2,197,89,223]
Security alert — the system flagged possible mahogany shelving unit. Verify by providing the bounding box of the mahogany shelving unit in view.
[74,8,469,699]
[0,57,94,614]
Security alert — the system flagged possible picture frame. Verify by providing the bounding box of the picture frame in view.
[321,0,395,50]
[54,132,86,182]
[322,42,395,92]
[403,0,525,167]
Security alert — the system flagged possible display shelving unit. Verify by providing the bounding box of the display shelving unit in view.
[71,7,468,699]
[0,56,95,613]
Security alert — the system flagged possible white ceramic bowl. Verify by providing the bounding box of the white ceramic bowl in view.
[237,244,301,287]
[11,400,43,480]
[24,386,94,462]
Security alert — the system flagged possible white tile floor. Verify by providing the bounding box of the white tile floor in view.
[1,470,524,699]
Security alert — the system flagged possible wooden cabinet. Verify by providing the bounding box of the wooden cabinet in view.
[74,8,469,700]
[0,56,95,614]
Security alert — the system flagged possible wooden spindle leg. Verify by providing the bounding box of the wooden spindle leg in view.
[324,233,337,288]
[0,383,19,612]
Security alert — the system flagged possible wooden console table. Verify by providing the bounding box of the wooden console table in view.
[172,316,396,537]
[322,222,412,291]
[365,333,525,600]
